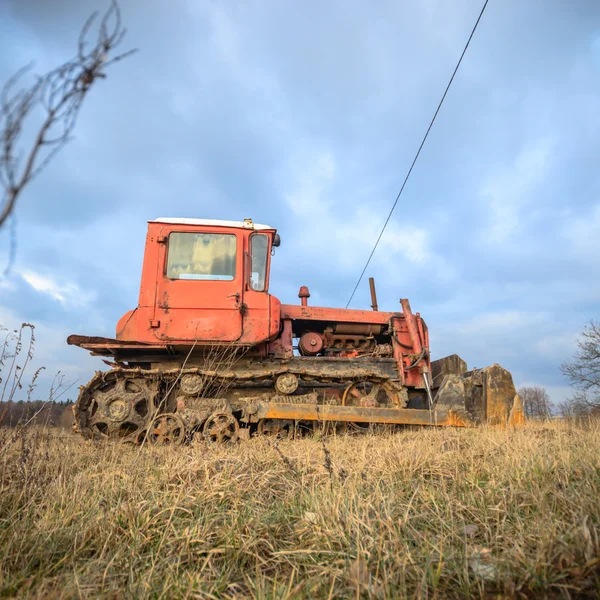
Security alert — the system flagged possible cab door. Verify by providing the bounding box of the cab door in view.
[240,232,279,344]
[152,225,243,342]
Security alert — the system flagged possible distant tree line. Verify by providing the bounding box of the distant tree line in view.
[516,321,600,421]
[0,400,74,428]
[517,386,552,420]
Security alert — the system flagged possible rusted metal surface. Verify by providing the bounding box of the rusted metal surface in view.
[67,334,157,350]
[298,286,310,306]
[115,220,281,347]
[400,299,423,358]
[369,277,378,311]
[73,371,159,442]
[72,358,522,446]
[255,402,474,427]
[280,304,397,325]
[341,382,397,408]
[257,419,294,438]
[434,363,525,428]
[72,357,400,384]
[180,373,204,396]
[298,331,324,355]
[70,219,433,405]
[148,413,185,445]
[431,354,468,389]
[274,373,299,395]
[203,412,239,443]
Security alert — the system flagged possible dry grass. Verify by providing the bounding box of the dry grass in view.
[1,422,599,599]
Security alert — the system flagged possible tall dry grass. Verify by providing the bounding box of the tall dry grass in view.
[1,421,599,599]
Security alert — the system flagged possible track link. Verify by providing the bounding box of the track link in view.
[73,358,410,444]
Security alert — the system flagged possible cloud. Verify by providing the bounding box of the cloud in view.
[0,277,16,291]
[534,332,578,362]
[481,137,555,243]
[21,271,94,308]
[562,203,600,261]
[338,213,432,267]
[284,151,337,219]
[280,149,434,277]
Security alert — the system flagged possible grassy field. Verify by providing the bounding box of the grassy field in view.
[1,422,599,599]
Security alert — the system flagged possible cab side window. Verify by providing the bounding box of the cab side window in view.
[250,234,268,291]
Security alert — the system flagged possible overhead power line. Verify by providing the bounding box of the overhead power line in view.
[346,0,490,308]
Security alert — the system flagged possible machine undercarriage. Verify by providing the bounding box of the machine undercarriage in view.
[71,352,524,446]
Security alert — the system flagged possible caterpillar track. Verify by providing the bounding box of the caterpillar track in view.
[73,358,410,445]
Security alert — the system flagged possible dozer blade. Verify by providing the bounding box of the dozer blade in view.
[432,358,525,427]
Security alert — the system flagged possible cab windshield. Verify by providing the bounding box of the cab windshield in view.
[166,232,237,280]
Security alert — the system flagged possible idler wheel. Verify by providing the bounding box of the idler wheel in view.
[180,373,204,396]
[147,413,186,446]
[203,412,239,444]
[275,373,299,395]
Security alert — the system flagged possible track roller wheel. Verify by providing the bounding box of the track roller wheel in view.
[203,412,239,443]
[180,373,204,396]
[275,373,299,395]
[257,419,294,439]
[147,413,186,446]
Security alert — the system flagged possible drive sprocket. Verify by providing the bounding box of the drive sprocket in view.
[74,371,159,443]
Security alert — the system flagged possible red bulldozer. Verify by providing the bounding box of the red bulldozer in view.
[68,217,524,444]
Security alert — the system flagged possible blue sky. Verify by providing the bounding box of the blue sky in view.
[0,0,599,405]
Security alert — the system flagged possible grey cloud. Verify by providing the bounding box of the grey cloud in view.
[0,0,599,404]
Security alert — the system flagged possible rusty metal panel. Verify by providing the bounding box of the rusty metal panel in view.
[483,364,521,426]
[434,363,526,427]
[431,354,468,389]
[280,304,395,324]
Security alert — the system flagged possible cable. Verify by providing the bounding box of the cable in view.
[346,0,490,308]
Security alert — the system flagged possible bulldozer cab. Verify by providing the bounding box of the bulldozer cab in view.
[145,218,279,343]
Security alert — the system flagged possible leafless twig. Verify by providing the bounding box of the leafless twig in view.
[560,320,600,417]
[0,322,35,427]
[0,0,136,230]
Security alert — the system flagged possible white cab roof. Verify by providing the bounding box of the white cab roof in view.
[151,218,275,231]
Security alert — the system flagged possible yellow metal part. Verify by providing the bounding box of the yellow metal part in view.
[255,402,475,427]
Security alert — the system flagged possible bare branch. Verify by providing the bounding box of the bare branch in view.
[0,0,136,229]
[560,320,600,416]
